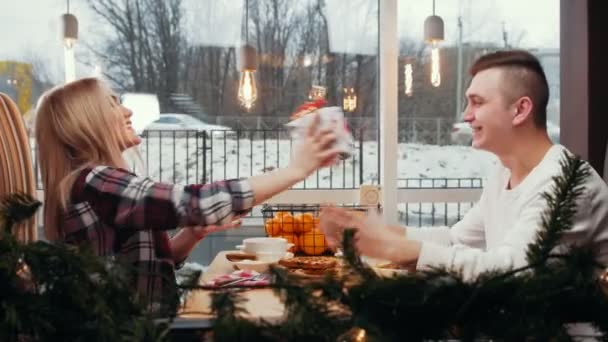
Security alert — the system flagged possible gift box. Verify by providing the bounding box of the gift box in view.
[286,100,354,160]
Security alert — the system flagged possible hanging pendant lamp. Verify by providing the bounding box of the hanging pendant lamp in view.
[424,0,444,87]
[62,0,78,49]
[238,0,258,111]
[62,0,78,83]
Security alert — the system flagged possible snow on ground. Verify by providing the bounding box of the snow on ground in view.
[132,133,498,188]
[32,134,499,265]
[128,134,500,265]
[126,134,499,226]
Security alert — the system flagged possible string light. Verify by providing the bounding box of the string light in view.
[404,62,413,96]
[238,0,258,111]
[430,45,441,87]
[343,88,357,112]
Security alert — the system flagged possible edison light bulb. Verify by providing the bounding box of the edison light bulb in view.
[238,70,257,110]
[430,43,441,87]
[64,38,76,49]
[404,63,413,96]
[350,88,357,112]
[64,45,76,83]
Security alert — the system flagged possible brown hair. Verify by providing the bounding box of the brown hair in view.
[470,50,549,128]
[35,78,128,240]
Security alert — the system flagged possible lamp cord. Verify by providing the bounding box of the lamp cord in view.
[245,0,249,44]
[432,0,435,15]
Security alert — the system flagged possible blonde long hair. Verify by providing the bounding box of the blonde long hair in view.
[35,78,130,241]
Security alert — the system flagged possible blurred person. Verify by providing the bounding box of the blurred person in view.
[321,50,608,280]
[35,77,339,312]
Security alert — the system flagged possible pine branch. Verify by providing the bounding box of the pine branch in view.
[269,264,350,341]
[195,152,603,340]
[0,193,41,233]
[211,289,248,319]
[341,229,378,280]
[452,153,593,326]
[0,197,168,342]
[210,289,277,341]
[526,152,591,265]
[175,268,202,310]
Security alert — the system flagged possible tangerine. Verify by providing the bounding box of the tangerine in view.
[280,234,300,253]
[293,212,315,234]
[300,229,328,256]
[264,218,282,236]
[277,213,296,233]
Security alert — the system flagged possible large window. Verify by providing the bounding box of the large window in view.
[0,0,560,264]
[1,0,380,264]
[395,0,560,226]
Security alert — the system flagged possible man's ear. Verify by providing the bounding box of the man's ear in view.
[512,96,534,126]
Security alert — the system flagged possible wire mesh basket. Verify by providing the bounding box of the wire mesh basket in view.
[261,204,381,256]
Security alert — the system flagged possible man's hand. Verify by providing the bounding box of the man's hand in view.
[319,206,358,247]
[320,208,418,266]
[353,211,420,265]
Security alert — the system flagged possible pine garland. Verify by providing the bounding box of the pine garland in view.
[0,193,168,342]
[205,152,608,341]
[3,152,607,341]
[526,155,591,265]
[0,192,41,233]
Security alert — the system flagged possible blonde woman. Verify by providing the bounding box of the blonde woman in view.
[35,77,339,312]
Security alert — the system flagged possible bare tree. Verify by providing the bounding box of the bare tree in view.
[248,0,303,116]
[82,0,381,129]
[85,0,184,109]
[180,46,237,118]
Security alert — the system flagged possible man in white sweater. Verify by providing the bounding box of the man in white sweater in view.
[320,50,608,281]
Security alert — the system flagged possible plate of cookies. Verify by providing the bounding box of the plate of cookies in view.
[361,257,408,277]
[277,256,340,281]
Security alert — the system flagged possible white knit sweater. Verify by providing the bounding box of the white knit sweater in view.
[408,144,608,281]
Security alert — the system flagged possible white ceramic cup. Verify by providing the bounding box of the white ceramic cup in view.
[255,251,286,262]
[236,237,293,260]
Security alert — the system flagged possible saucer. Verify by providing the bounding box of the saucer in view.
[231,252,293,273]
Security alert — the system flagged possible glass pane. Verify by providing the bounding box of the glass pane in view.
[0,0,379,265]
[397,0,560,226]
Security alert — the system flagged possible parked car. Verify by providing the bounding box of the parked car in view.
[143,113,230,134]
[450,120,560,146]
[450,121,473,145]
[121,93,160,134]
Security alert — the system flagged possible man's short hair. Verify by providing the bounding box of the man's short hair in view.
[470,50,549,128]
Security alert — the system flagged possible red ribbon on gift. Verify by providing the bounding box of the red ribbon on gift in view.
[291,99,328,120]
[205,270,270,288]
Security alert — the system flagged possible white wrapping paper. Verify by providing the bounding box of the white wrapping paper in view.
[285,106,354,159]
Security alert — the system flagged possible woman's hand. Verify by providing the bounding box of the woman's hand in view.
[288,113,340,180]
[189,218,243,240]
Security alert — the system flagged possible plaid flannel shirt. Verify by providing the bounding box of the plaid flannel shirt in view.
[62,166,254,313]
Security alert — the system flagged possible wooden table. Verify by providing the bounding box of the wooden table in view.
[172,251,285,330]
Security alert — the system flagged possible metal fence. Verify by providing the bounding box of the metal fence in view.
[398,117,455,145]
[170,116,456,145]
[135,129,367,189]
[397,178,482,227]
[30,128,483,264]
